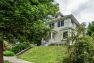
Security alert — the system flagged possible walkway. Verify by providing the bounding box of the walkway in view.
[4,56,32,63]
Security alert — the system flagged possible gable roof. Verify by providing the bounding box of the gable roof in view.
[48,15,80,26]
[55,12,64,18]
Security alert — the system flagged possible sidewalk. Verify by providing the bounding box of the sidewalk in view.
[4,56,32,63]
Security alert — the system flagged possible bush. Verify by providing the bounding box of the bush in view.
[12,42,30,54]
[4,50,14,56]
[63,36,94,63]
[3,40,12,50]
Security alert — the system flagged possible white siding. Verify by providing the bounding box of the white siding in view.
[44,18,78,44]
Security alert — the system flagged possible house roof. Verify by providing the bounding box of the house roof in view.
[55,12,64,18]
[48,15,80,26]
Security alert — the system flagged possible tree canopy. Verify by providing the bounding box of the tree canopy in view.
[87,21,94,36]
[0,0,58,44]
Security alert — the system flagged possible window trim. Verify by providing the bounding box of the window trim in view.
[57,20,64,27]
[61,21,64,26]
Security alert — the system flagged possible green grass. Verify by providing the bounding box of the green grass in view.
[4,60,12,63]
[18,46,67,63]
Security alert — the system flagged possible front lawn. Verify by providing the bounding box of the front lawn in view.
[4,60,12,63]
[18,46,67,63]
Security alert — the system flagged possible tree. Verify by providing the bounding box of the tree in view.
[68,23,86,45]
[63,36,94,63]
[87,21,94,36]
[0,0,58,62]
[63,23,94,63]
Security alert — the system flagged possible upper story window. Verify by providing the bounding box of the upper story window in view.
[50,23,55,27]
[57,21,64,27]
[57,22,61,27]
[61,21,64,26]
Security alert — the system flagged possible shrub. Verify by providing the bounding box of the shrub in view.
[3,40,12,50]
[63,36,94,63]
[4,50,14,56]
[12,42,30,54]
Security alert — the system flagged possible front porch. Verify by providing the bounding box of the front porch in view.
[41,28,74,46]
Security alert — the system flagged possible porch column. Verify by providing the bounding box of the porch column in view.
[51,32,53,40]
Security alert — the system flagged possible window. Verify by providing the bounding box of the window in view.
[57,21,64,27]
[63,31,68,39]
[61,21,64,26]
[58,22,60,27]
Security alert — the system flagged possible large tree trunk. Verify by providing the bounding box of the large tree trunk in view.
[0,41,3,63]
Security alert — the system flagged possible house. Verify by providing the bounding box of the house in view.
[42,14,80,46]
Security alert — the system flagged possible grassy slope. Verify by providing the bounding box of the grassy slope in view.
[18,46,67,63]
[4,60,12,63]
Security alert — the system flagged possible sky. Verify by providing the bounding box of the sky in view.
[54,0,94,25]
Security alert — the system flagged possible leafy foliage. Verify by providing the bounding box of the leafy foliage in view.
[3,50,14,56]
[87,21,94,36]
[3,40,12,50]
[63,36,94,63]
[12,42,30,54]
[0,0,58,44]
[67,23,86,45]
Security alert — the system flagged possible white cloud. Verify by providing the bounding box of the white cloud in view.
[77,10,94,23]
[66,0,89,10]
[55,0,89,14]
[54,0,94,25]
